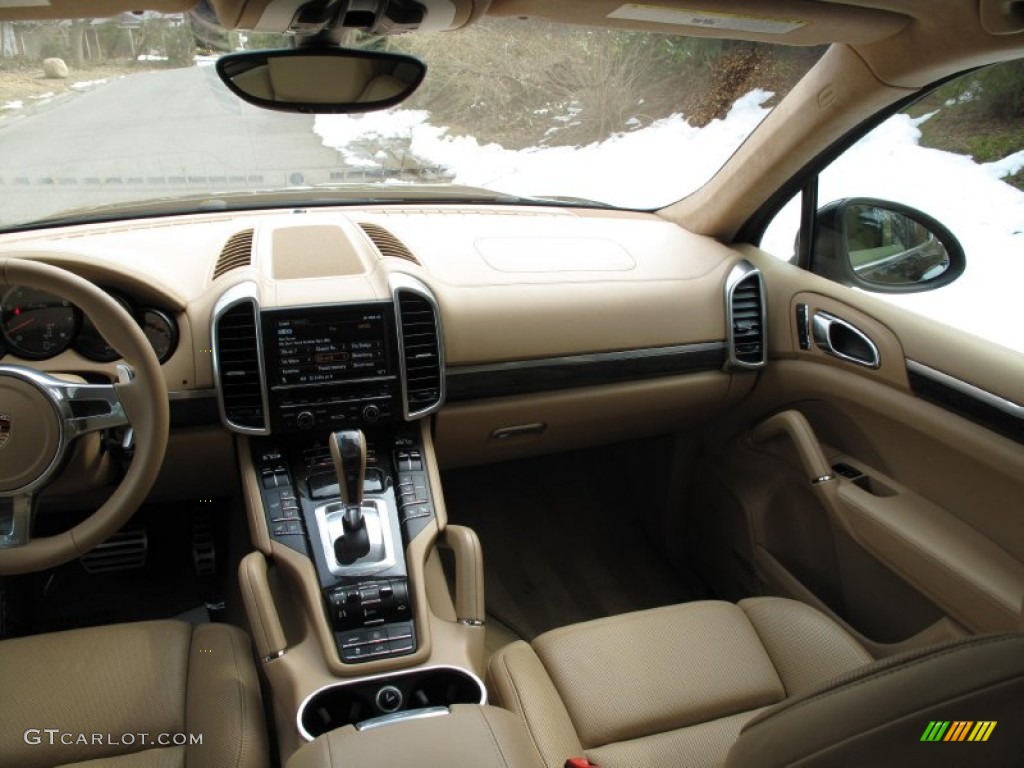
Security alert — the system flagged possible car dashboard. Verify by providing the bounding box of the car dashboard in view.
[0,204,765,464]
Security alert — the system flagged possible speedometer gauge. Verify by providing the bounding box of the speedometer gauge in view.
[1,287,77,360]
[76,293,134,362]
[142,308,178,363]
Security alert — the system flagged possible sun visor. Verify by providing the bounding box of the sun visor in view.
[487,0,910,45]
[209,0,486,33]
[0,0,193,22]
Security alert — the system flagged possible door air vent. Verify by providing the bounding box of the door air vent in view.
[392,276,445,419]
[358,223,420,264]
[212,288,268,434]
[213,229,254,280]
[726,262,767,369]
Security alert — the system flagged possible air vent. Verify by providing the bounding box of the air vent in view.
[393,279,445,419]
[727,263,766,369]
[359,223,419,264]
[213,296,268,433]
[213,229,254,279]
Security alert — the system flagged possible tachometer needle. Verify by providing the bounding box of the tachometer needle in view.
[7,317,36,333]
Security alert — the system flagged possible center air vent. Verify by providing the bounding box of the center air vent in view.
[392,277,445,419]
[359,223,419,264]
[212,288,268,433]
[726,262,766,369]
[213,229,254,280]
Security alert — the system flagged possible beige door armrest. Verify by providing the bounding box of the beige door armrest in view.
[750,410,834,483]
[835,477,1024,632]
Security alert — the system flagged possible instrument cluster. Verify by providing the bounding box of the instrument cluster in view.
[0,285,178,363]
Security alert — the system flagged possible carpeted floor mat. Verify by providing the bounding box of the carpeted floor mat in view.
[4,499,232,637]
[442,439,706,640]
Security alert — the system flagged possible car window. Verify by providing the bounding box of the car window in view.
[760,59,1024,355]
[0,14,823,229]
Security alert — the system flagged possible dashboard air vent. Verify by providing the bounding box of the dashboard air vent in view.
[213,297,268,433]
[213,229,254,279]
[359,223,419,264]
[394,280,445,419]
[727,263,766,369]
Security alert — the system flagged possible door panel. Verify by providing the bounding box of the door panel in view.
[693,249,1024,648]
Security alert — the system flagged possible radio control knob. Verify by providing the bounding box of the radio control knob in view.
[362,404,381,423]
[296,410,315,430]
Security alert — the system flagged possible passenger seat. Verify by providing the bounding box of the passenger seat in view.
[488,597,1024,767]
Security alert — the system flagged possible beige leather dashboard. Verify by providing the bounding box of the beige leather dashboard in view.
[1,204,741,382]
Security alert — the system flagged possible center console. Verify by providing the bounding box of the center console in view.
[214,274,488,763]
[251,426,438,664]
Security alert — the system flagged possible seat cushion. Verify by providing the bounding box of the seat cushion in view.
[487,598,871,768]
[0,620,268,768]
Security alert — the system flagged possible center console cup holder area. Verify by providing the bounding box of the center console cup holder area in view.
[298,666,486,740]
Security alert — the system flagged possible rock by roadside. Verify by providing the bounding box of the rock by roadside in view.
[42,58,69,79]
[0,63,138,110]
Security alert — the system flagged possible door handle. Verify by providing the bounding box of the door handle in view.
[811,311,881,368]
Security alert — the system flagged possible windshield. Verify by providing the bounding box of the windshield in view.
[0,14,823,229]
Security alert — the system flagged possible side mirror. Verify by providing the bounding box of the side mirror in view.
[216,47,426,114]
[810,198,966,293]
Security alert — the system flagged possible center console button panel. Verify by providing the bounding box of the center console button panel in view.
[256,447,308,554]
[253,428,436,665]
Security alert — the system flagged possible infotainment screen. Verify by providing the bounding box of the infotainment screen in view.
[264,303,394,388]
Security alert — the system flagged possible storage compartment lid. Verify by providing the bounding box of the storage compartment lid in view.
[287,704,544,768]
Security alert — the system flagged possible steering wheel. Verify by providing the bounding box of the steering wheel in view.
[0,258,169,575]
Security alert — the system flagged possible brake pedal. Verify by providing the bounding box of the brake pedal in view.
[80,527,147,573]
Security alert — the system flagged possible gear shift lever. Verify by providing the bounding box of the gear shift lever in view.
[329,429,370,564]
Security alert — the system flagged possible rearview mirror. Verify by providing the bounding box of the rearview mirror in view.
[216,47,426,114]
[810,198,966,293]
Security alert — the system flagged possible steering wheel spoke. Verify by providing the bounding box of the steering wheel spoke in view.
[52,371,132,439]
[0,493,36,549]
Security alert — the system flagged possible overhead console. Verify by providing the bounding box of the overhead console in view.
[207,0,480,36]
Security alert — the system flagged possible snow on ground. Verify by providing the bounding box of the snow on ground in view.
[315,91,1024,353]
[70,78,109,91]
[985,149,1024,180]
[2,100,23,111]
[315,89,776,207]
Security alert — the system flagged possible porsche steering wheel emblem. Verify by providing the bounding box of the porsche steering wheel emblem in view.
[0,413,10,450]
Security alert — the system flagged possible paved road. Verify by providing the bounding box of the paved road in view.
[0,66,350,227]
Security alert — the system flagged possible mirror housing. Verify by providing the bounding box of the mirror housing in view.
[216,47,426,114]
[810,198,966,293]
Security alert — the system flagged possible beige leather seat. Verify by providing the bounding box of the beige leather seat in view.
[488,597,1024,767]
[0,619,269,768]
[488,597,870,767]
